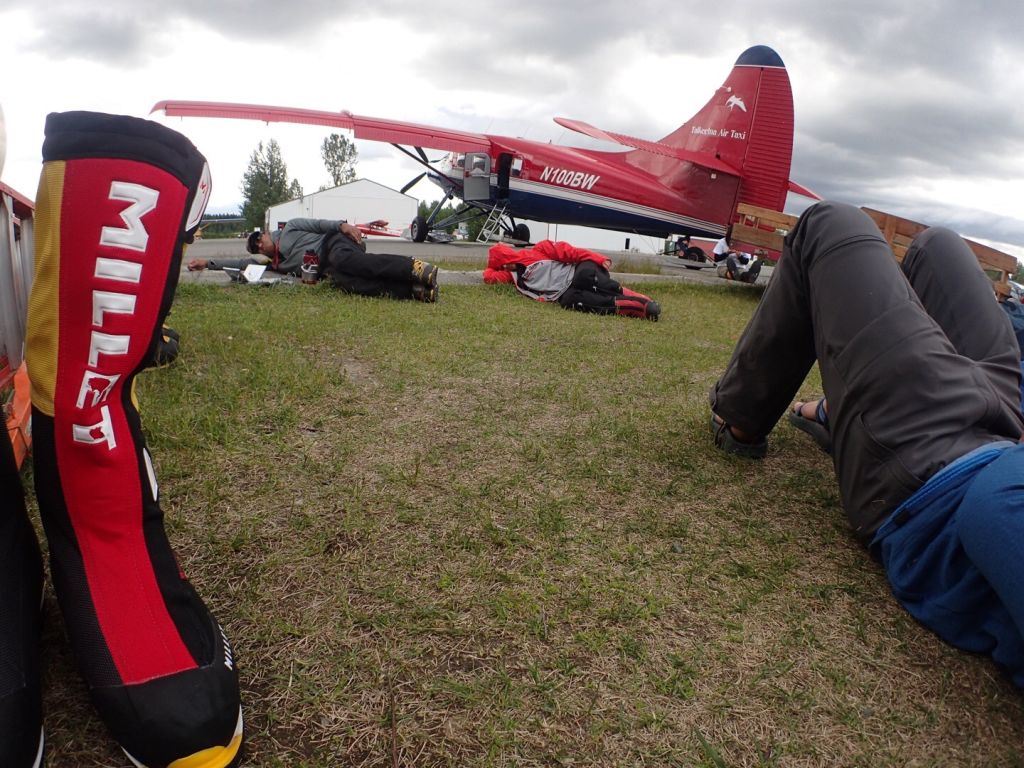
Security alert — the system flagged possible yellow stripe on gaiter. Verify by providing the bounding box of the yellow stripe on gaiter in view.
[25,160,65,416]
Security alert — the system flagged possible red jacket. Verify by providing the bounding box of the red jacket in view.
[483,240,612,300]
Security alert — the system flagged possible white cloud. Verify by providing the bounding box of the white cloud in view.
[1,2,1022,254]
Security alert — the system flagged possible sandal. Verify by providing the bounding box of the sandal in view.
[788,398,831,453]
[710,413,767,459]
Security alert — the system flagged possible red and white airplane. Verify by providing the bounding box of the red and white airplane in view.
[153,45,815,245]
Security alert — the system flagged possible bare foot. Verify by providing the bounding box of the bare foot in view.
[793,398,827,422]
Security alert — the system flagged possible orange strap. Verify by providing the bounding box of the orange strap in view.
[4,363,31,468]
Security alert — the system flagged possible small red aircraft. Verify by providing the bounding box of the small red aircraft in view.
[153,45,815,245]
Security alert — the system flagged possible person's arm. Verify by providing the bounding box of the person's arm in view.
[536,240,612,270]
[339,221,363,244]
[285,218,362,245]
[483,267,514,284]
[285,218,344,234]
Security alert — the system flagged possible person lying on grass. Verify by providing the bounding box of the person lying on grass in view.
[709,201,1024,687]
[188,218,440,302]
[483,240,661,320]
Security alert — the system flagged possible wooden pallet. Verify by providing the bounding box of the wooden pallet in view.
[862,208,1017,298]
[732,203,1017,298]
[731,203,795,253]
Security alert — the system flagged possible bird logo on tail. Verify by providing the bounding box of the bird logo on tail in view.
[725,94,747,112]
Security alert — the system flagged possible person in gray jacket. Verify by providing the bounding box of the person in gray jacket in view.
[188,218,439,301]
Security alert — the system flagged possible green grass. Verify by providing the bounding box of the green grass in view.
[23,279,1024,766]
[433,259,488,271]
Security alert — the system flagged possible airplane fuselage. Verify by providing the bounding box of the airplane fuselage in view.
[432,135,741,239]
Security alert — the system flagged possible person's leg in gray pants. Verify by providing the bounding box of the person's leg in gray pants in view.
[710,201,1022,543]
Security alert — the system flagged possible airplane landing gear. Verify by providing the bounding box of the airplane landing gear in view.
[682,246,708,270]
[511,223,530,243]
[410,215,428,243]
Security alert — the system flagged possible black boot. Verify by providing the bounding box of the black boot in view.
[410,258,439,288]
[26,111,243,768]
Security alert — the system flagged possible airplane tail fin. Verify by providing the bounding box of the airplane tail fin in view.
[635,45,795,215]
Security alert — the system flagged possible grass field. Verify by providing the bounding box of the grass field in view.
[25,278,1024,766]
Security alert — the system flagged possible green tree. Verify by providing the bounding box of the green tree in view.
[321,133,358,187]
[195,212,246,239]
[240,139,301,230]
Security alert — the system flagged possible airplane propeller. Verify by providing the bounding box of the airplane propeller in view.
[397,146,447,194]
[400,173,426,194]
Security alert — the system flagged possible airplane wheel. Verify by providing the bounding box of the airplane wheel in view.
[683,246,706,269]
[411,215,428,243]
[512,223,530,242]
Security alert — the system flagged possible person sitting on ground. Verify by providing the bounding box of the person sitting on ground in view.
[712,229,761,283]
[712,229,733,263]
[483,239,661,320]
[187,218,440,302]
[709,201,1024,686]
[725,250,763,284]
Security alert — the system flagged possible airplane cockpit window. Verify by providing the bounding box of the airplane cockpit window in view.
[469,156,488,176]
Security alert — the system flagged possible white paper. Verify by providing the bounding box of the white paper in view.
[242,264,266,283]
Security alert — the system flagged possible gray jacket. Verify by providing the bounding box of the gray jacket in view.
[209,218,346,276]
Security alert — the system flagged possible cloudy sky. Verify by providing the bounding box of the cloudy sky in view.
[3,0,1023,259]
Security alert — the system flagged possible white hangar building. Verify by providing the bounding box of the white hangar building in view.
[265,179,417,235]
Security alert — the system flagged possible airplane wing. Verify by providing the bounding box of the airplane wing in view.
[151,101,492,154]
[787,180,821,200]
[355,219,404,238]
[553,116,741,176]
